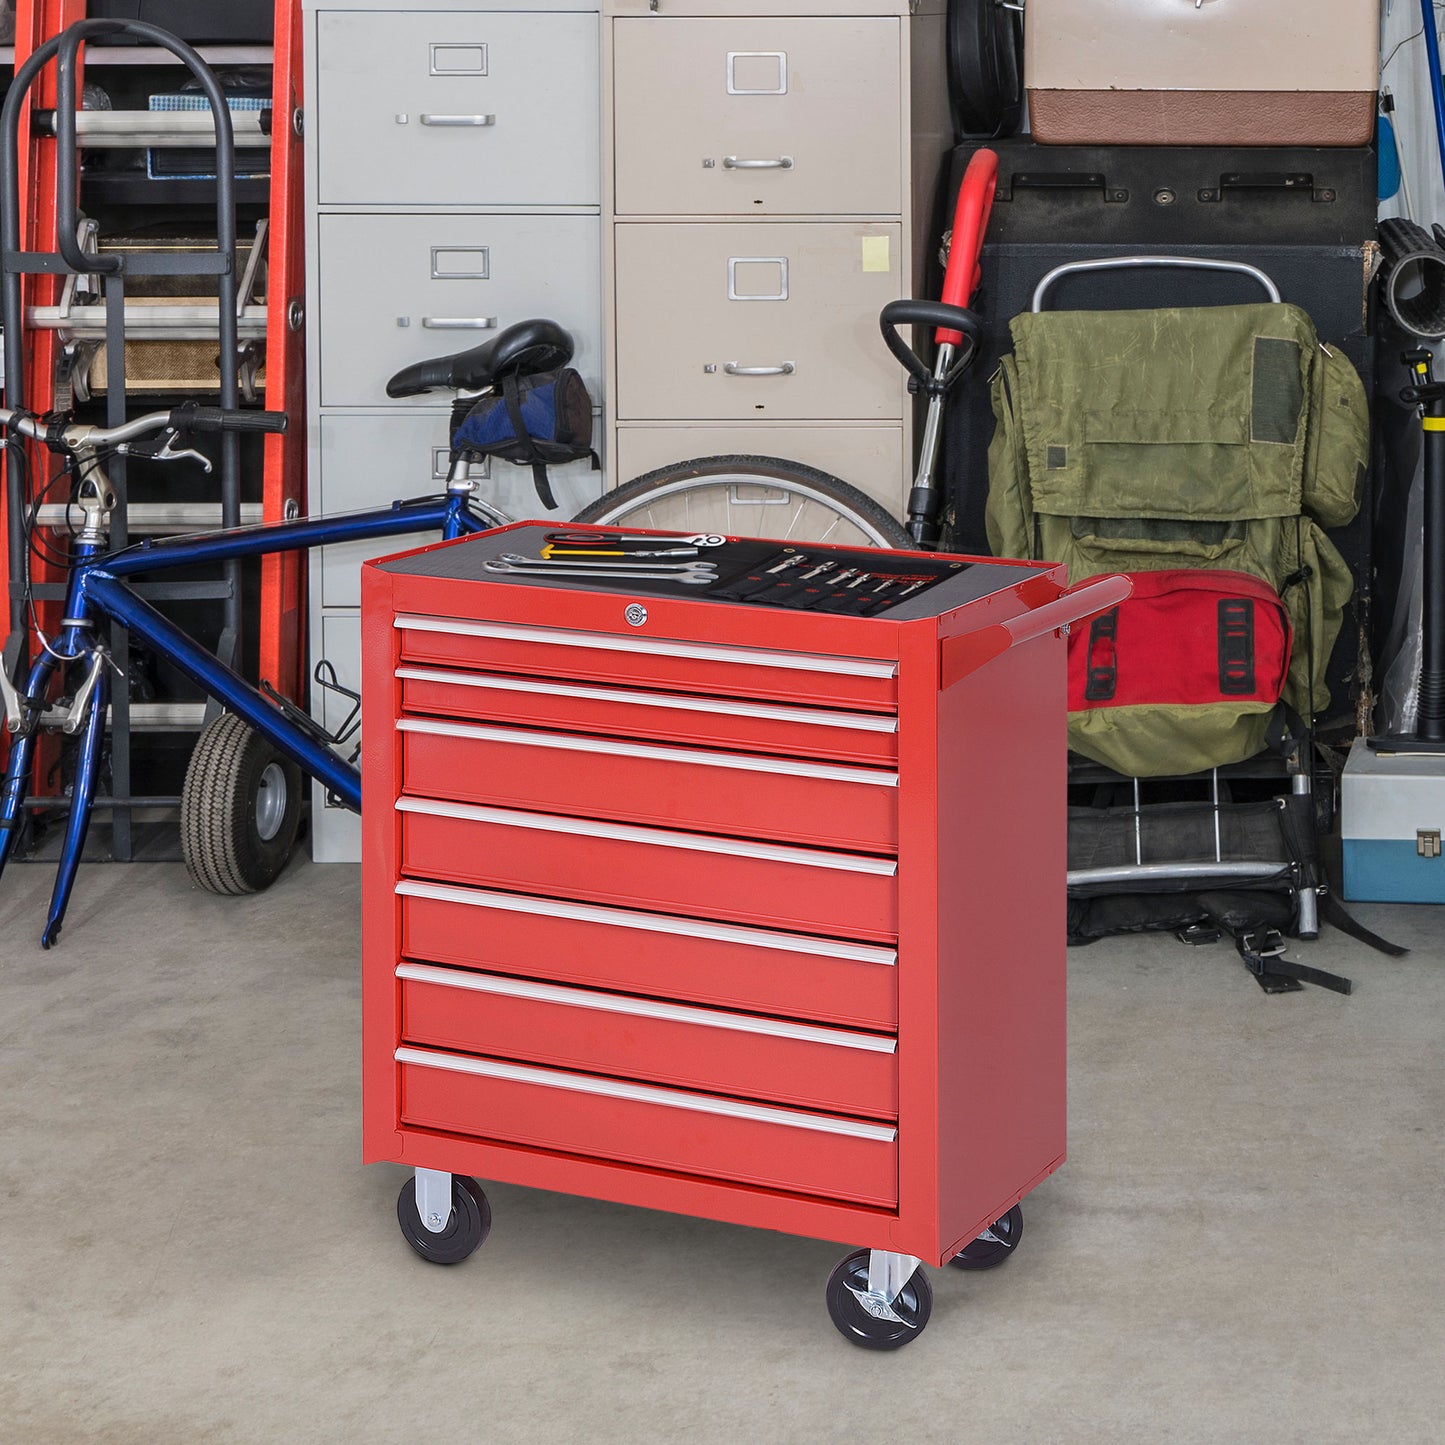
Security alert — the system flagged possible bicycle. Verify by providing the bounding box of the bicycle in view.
[0,319,569,948]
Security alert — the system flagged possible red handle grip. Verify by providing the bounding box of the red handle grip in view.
[936,148,998,348]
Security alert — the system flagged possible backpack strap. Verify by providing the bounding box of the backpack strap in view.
[501,370,558,511]
[1235,925,1352,995]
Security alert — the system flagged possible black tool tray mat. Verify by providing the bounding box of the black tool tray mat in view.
[378,524,1047,620]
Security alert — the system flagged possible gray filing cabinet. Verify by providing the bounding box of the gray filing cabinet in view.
[602,0,950,518]
[302,0,604,859]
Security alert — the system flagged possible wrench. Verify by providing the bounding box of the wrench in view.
[544,531,727,549]
[497,552,717,576]
[485,560,716,585]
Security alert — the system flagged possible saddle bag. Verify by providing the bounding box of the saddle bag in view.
[1067,569,1292,776]
[450,367,597,510]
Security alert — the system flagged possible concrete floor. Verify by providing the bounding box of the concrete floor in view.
[0,856,1442,1444]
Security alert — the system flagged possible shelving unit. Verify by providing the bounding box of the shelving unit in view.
[0,0,306,858]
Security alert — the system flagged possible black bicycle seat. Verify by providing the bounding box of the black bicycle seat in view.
[384,318,574,398]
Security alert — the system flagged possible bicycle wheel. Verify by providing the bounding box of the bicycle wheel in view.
[571,456,912,550]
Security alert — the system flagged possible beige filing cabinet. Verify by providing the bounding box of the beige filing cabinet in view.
[602,0,951,519]
[303,0,604,860]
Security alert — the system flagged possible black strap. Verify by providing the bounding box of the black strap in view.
[1236,927,1352,995]
[501,372,557,511]
[1084,608,1118,701]
[1217,598,1256,695]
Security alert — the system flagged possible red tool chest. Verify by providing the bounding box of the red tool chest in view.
[360,521,1125,1349]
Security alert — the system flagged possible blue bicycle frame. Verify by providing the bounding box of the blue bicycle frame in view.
[0,491,488,947]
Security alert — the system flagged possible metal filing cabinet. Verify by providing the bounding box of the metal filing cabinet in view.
[602,0,951,520]
[360,521,1116,1345]
[303,0,604,859]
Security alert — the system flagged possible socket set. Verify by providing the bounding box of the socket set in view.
[712,549,966,614]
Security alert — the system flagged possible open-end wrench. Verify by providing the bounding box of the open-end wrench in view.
[497,552,717,577]
[484,560,715,585]
[544,531,727,549]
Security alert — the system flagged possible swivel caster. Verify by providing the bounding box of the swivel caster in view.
[949,1203,1023,1271]
[396,1169,491,1265]
[825,1248,932,1350]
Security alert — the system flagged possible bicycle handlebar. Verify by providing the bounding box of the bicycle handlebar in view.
[0,405,287,448]
[170,404,289,435]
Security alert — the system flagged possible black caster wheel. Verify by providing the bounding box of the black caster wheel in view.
[949,1203,1023,1271]
[396,1175,491,1265]
[825,1249,933,1350]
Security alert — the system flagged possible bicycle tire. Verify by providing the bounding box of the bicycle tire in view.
[570,456,912,550]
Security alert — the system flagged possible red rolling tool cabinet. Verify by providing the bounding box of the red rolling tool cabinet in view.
[360,521,1127,1349]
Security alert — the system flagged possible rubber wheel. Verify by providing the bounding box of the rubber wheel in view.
[571,455,913,551]
[181,712,303,895]
[396,1175,491,1265]
[948,0,1024,142]
[825,1249,933,1350]
[949,1203,1024,1270]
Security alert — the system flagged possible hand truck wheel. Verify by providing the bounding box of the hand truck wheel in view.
[949,1203,1023,1270]
[396,1173,491,1265]
[181,712,303,895]
[825,1248,933,1350]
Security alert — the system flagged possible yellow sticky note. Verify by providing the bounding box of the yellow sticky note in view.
[861,235,890,273]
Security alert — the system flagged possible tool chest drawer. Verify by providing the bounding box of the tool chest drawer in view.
[395,614,900,712]
[398,964,898,1119]
[397,1048,899,1207]
[313,10,600,207]
[315,213,601,409]
[613,222,905,422]
[611,17,902,217]
[396,796,898,939]
[397,879,899,1031]
[396,664,900,765]
[398,716,899,852]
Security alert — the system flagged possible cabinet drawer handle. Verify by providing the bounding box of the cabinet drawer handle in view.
[722,155,794,170]
[723,361,794,377]
[420,113,496,127]
[396,963,897,1051]
[396,1046,898,1140]
[422,317,498,330]
[396,878,898,966]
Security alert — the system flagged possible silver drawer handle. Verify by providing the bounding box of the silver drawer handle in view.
[420,113,496,127]
[422,317,497,330]
[395,1046,898,1140]
[722,155,794,170]
[723,361,795,377]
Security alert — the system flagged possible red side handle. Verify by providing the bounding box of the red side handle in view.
[936,148,999,348]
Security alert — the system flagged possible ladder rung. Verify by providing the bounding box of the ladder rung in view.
[36,503,264,534]
[107,702,208,732]
[34,109,272,148]
[25,302,269,340]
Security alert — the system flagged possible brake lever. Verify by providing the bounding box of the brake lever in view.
[118,428,213,473]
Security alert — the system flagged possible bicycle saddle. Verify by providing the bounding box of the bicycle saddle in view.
[384,318,574,399]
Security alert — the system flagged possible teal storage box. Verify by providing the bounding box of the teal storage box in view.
[1341,738,1445,903]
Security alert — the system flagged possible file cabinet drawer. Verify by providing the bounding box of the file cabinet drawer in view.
[613,222,904,421]
[397,797,899,940]
[399,1048,898,1207]
[399,965,897,1120]
[397,880,899,1033]
[612,17,902,216]
[314,10,599,206]
[397,664,899,765]
[399,717,899,853]
[316,213,601,408]
[395,614,900,713]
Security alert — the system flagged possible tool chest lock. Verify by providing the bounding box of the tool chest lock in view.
[360,521,1126,1349]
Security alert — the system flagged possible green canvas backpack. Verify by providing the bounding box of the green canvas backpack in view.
[985,302,1369,777]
